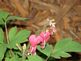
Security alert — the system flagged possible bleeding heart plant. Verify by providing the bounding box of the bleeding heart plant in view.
[0,10,81,61]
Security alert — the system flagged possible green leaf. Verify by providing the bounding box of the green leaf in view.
[13,50,22,56]
[37,44,53,56]
[0,44,7,61]
[7,16,29,21]
[25,59,28,61]
[5,55,20,61]
[54,38,81,52]
[5,50,11,58]
[0,18,4,24]
[5,58,11,61]
[28,54,43,61]
[0,28,4,44]
[7,30,30,49]
[52,38,81,59]
[52,51,71,59]
[0,10,29,25]
[15,30,30,43]
[9,27,17,41]
[0,10,10,23]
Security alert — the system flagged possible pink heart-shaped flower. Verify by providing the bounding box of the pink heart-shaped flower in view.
[29,35,43,54]
[29,35,43,47]
[40,32,50,42]
[40,31,51,48]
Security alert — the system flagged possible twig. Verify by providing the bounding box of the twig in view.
[30,0,59,14]
[56,0,77,28]
[10,0,28,17]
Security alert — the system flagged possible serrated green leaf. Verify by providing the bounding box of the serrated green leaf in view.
[15,30,30,43]
[7,30,30,49]
[37,44,53,56]
[7,41,18,49]
[54,38,81,52]
[9,27,17,41]
[52,38,81,59]
[63,41,81,52]
[52,51,71,59]
[28,54,43,61]
[54,38,72,49]
[0,44,7,61]
[7,16,29,21]
[60,52,71,58]
[0,28,4,44]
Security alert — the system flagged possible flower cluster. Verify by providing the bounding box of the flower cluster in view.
[29,19,56,55]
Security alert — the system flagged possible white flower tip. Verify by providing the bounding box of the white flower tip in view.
[23,44,26,50]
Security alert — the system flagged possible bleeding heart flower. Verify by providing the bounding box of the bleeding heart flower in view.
[40,31,51,48]
[29,35,43,47]
[40,31,50,42]
[29,35,43,54]
[29,31,51,54]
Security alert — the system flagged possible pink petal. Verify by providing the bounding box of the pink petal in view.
[40,32,50,42]
[29,35,43,47]
[29,46,37,55]
[36,36,43,44]
[29,35,37,47]
[40,31,50,48]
